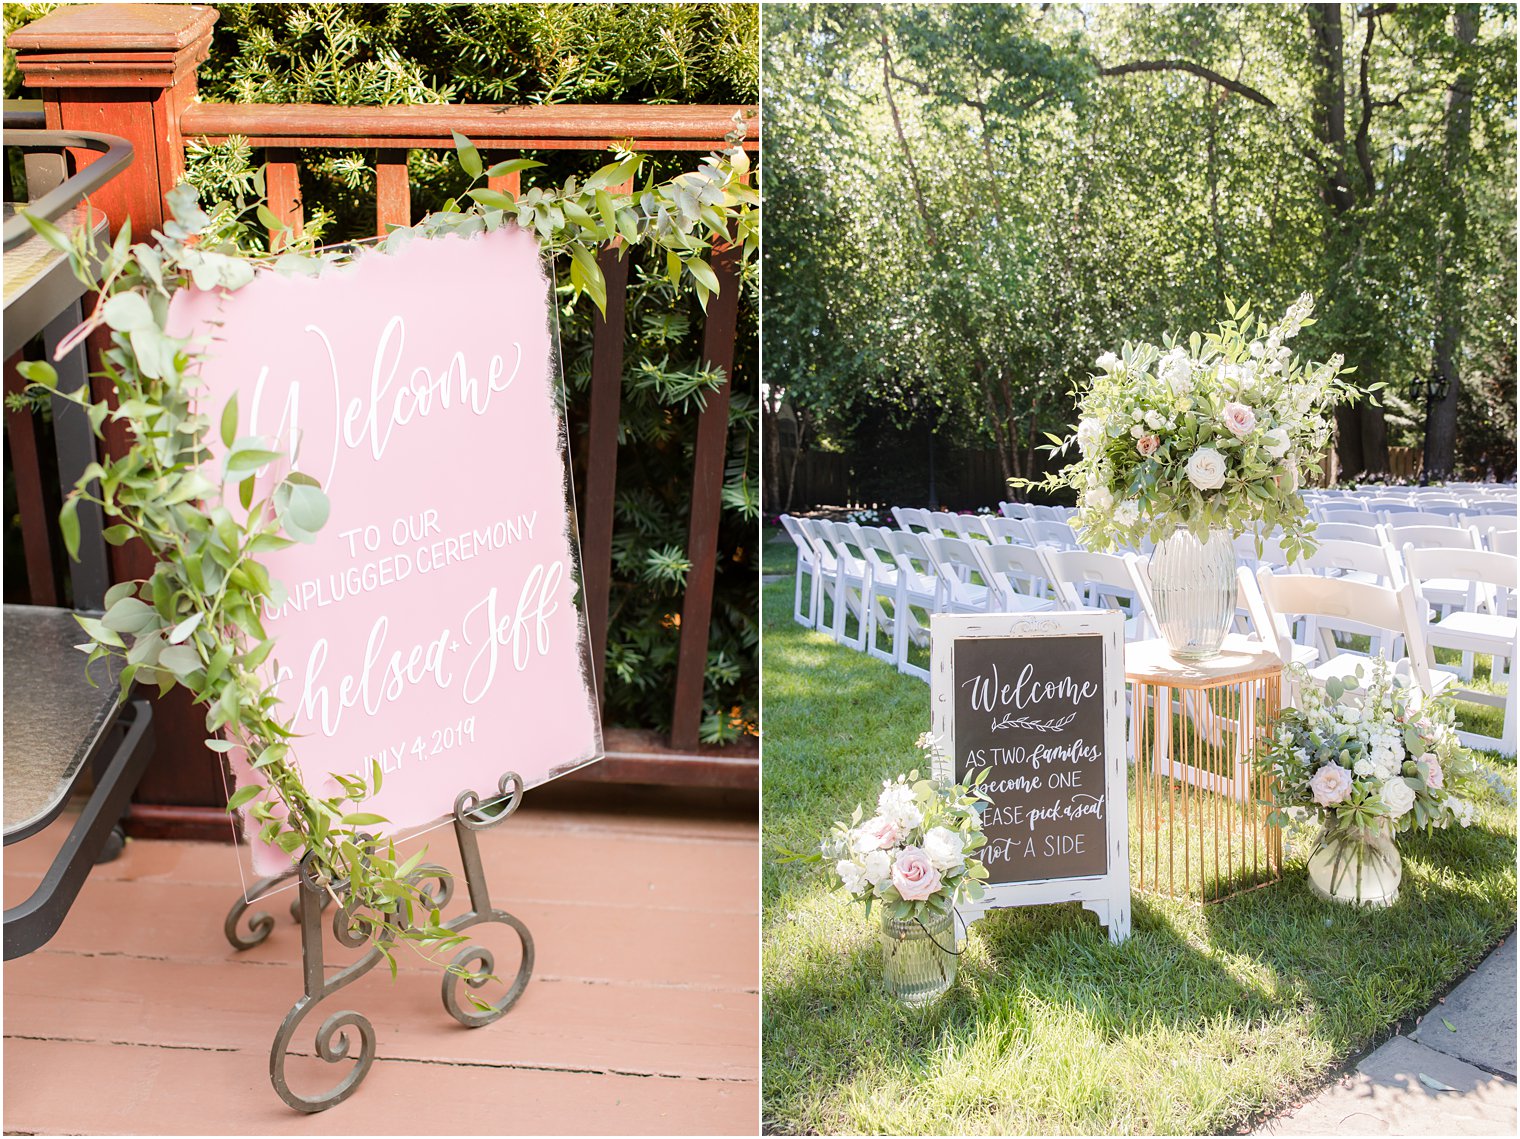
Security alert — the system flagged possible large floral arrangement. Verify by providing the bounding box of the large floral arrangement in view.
[1033,295,1368,559]
[817,735,991,921]
[1263,660,1487,837]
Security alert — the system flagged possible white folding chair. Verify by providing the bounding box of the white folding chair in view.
[999,501,1031,520]
[1044,548,1154,641]
[1317,506,1374,524]
[852,524,906,667]
[1026,518,1080,550]
[1255,569,1452,707]
[951,514,994,542]
[883,529,940,681]
[923,536,997,614]
[779,514,825,629]
[1296,537,1405,656]
[1384,510,1463,529]
[967,541,1059,613]
[1464,511,1518,535]
[927,511,963,538]
[1313,520,1388,546]
[811,520,870,651]
[983,516,1031,545]
[891,506,934,535]
[1403,546,1517,755]
[1489,528,1518,558]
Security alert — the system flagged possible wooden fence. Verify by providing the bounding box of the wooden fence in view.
[6,3,758,835]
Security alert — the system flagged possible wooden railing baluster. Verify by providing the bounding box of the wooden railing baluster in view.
[374,150,410,235]
[265,149,303,248]
[582,247,631,702]
[671,245,743,750]
[4,352,61,607]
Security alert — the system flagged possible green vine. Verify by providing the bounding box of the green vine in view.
[13,121,757,969]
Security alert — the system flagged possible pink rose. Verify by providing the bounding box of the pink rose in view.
[890,846,943,902]
[1309,763,1353,807]
[1421,753,1443,790]
[857,815,901,852]
[1137,434,1160,458]
[1223,402,1257,438]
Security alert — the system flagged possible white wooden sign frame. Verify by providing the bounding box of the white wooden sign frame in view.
[930,610,1131,944]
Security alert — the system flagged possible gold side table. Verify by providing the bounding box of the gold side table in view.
[1127,635,1283,902]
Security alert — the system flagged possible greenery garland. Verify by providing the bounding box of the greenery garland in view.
[14,124,757,967]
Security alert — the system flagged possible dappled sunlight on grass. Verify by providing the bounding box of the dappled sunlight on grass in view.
[762,578,1517,1135]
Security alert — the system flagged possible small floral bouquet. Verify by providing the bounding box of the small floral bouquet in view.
[1263,659,1486,838]
[815,734,991,922]
[1028,294,1368,559]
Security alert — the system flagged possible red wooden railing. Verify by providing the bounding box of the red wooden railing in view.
[7,4,758,836]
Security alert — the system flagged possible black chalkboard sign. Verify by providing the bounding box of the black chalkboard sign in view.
[952,634,1108,884]
[930,610,1130,943]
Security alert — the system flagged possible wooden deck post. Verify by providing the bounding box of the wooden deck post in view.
[9,3,229,839]
[8,4,218,241]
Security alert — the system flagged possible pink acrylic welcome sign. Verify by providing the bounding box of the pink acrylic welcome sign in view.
[168,227,602,880]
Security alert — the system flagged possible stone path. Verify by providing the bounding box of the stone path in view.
[1259,935,1516,1136]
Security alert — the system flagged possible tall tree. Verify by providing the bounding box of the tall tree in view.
[1425,4,1479,480]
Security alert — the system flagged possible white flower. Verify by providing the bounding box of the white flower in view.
[1340,706,1362,724]
[1262,427,1291,459]
[861,849,893,886]
[877,781,923,831]
[1144,410,1165,430]
[836,859,868,895]
[1249,340,1266,359]
[1448,797,1476,826]
[1380,777,1416,818]
[1114,500,1140,527]
[921,826,967,872]
[1353,758,1375,777]
[1086,486,1115,512]
[1096,351,1121,373]
[1076,417,1105,458]
[1186,447,1228,491]
[1130,423,1147,439]
[1160,348,1192,393]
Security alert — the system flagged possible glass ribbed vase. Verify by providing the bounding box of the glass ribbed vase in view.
[1148,525,1236,661]
[879,908,956,1005]
[1306,820,1402,907]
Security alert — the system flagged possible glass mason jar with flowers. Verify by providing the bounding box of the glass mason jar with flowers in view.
[1025,294,1369,661]
[1262,660,1492,906]
[798,735,991,1005]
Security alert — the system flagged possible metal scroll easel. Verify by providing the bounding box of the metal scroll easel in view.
[222,771,534,1112]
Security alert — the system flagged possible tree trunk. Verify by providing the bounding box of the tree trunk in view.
[1424,4,1478,481]
[761,394,784,516]
[1309,4,1363,477]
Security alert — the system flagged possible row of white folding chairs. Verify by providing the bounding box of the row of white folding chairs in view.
[782,514,1515,754]
[779,516,1153,681]
[996,501,1075,522]
[891,507,1087,553]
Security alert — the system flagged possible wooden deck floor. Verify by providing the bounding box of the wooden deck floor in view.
[4,793,758,1135]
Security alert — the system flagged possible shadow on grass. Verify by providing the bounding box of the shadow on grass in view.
[762,576,1518,1135]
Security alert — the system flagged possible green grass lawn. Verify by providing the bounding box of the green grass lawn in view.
[761,560,1517,1135]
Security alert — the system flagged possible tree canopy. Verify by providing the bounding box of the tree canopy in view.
[763,2,1516,504]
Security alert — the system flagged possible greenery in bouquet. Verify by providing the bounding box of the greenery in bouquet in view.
[813,735,991,922]
[1263,659,1496,840]
[1029,294,1373,560]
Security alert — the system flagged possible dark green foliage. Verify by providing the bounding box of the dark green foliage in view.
[764,3,1516,493]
